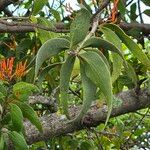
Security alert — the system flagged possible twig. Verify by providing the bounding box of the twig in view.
[0,17,29,20]
[126,0,134,7]
[136,111,150,117]
[76,16,99,53]
[89,128,119,137]
[137,0,144,23]
[91,0,110,21]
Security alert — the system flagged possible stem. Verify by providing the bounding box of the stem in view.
[76,17,99,53]
[137,0,144,23]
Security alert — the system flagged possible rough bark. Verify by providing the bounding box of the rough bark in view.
[119,22,150,36]
[0,20,69,33]
[0,20,150,36]
[24,88,150,145]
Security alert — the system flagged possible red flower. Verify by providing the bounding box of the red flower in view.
[0,57,27,81]
[0,57,14,81]
[15,60,27,79]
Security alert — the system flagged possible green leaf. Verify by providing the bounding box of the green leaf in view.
[35,38,70,78]
[10,103,23,132]
[100,27,122,49]
[100,26,123,83]
[130,3,137,21]
[16,38,32,58]
[37,63,62,87]
[80,141,92,150]
[0,135,4,150]
[72,57,80,77]
[13,82,39,101]
[70,8,91,48]
[60,55,76,118]
[82,37,124,59]
[147,72,150,92]
[84,48,110,69]
[77,0,92,13]
[141,0,150,6]
[124,62,137,85]
[118,0,126,18]
[1,113,11,126]
[16,102,42,132]
[80,51,113,126]
[100,26,137,84]
[104,23,150,70]
[111,53,123,83]
[33,0,48,15]
[0,84,7,97]
[70,59,96,123]
[8,131,28,150]
[143,9,150,17]
[0,92,5,103]
[37,17,56,44]
[49,8,61,22]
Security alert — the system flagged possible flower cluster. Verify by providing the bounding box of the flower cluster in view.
[0,57,27,81]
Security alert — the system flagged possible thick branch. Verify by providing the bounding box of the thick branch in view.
[0,20,149,35]
[119,22,150,35]
[24,88,150,145]
[0,20,69,33]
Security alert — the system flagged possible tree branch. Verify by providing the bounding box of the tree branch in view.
[0,20,69,33]
[24,88,150,145]
[119,22,150,35]
[0,19,149,36]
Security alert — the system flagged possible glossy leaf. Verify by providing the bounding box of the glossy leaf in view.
[33,0,48,15]
[70,8,91,48]
[35,38,70,78]
[100,26,123,83]
[80,51,113,126]
[70,59,96,123]
[8,131,28,150]
[104,23,150,70]
[10,103,23,132]
[82,37,124,59]
[60,55,76,118]
[16,102,42,132]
